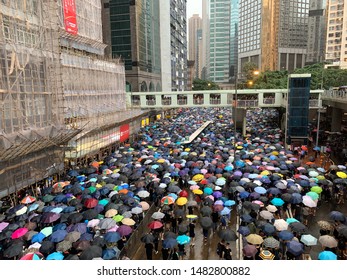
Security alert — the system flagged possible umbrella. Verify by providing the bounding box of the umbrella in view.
[20,252,43,260]
[259,249,275,260]
[46,252,64,260]
[218,229,238,241]
[176,197,188,206]
[21,195,36,204]
[147,221,163,230]
[289,222,308,234]
[64,231,81,243]
[318,235,338,248]
[278,230,294,241]
[176,234,190,245]
[329,211,345,222]
[79,245,102,260]
[102,247,120,260]
[302,195,317,208]
[39,240,55,255]
[200,216,213,229]
[263,237,280,249]
[41,212,61,224]
[317,220,334,231]
[121,218,136,226]
[50,230,67,243]
[99,218,117,230]
[116,225,133,236]
[300,234,317,246]
[238,226,251,236]
[151,212,165,220]
[270,198,284,206]
[262,223,276,236]
[11,227,28,239]
[3,242,24,258]
[245,234,263,245]
[242,244,258,257]
[286,240,304,256]
[162,237,177,248]
[266,205,277,213]
[200,206,212,216]
[104,232,121,243]
[160,196,175,205]
[318,251,337,260]
[141,233,155,244]
[259,210,274,220]
[56,240,72,252]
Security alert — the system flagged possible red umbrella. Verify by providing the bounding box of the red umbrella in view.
[11,227,29,239]
[84,198,98,208]
[147,221,163,230]
[21,196,36,204]
[179,190,189,197]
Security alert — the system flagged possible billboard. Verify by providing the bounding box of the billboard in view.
[120,124,130,142]
[62,0,78,35]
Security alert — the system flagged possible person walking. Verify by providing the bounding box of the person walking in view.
[145,241,154,260]
[217,239,226,259]
[188,220,196,246]
[223,243,232,260]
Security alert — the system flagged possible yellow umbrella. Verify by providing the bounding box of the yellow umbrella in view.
[272,151,279,156]
[176,197,188,206]
[246,234,264,245]
[186,214,198,219]
[192,174,204,182]
[157,159,165,163]
[121,218,136,226]
[105,209,118,218]
[336,172,347,179]
[185,148,190,152]
[236,146,243,150]
[260,170,271,176]
[193,189,203,195]
[95,183,102,189]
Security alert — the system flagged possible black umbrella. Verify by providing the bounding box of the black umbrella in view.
[200,216,213,229]
[281,193,292,203]
[141,233,155,244]
[82,209,98,220]
[163,231,177,239]
[218,229,238,241]
[41,212,61,224]
[200,206,212,216]
[68,212,84,224]
[289,222,308,234]
[79,245,102,260]
[174,208,185,218]
[3,241,24,259]
[64,254,80,260]
[178,223,188,234]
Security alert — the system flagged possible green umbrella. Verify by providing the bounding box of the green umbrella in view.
[88,186,97,194]
[42,195,54,203]
[310,186,322,194]
[98,199,109,206]
[306,191,319,200]
[40,226,53,237]
[113,215,124,222]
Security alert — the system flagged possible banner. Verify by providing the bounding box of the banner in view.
[120,124,130,142]
[62,0,78,35]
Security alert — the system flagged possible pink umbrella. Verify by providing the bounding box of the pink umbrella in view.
[0,222,9,232]
[139,201,150,210]
[189,185,200,190]
[107,225,119,232]
[302,195,317,208]
[11,227,29,239]
[20,252,44,260]
[87,219,100,228]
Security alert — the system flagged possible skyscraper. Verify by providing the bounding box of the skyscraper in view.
[239,0,310,73]
[103,0,162,92]
[188,14,202,78]
[306,0,327,64]
[325,0,347,68]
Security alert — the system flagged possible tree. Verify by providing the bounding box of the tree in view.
[242,62,258,81]
[192,79,220,90]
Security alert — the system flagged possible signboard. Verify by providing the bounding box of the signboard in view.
[62,0,78,35]
[120,124,130,142]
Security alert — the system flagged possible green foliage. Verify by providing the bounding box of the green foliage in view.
[252,63,347,89]
[192,79,220,90]
[242,62,258,81]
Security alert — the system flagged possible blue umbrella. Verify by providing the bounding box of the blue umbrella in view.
[46,252,64,260]
[224,200,235,207]
[318,251,337,260]
[271,198,285,207]
[237,226,251,236]
[267,188,281,195]
[278,230,294,241]
[239,191,250,199]
[176,235,190,245]
[286,240,304,256]
[240,214,253,223]
[53,223,67,232]
[50,230,67,243]
[163,238,178,249]
[262,223,276,236]
[31,232,46,243]
[104,232,121,243]
[102,247,120,260]
[286,218,299,224]
[329,211,345,222]
[203,188,213,195]
[291,193,302,204]
[220,207,231,215]
[254,186,267,194]
[62,206,76,213]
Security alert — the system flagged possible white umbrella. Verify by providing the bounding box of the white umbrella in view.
[137,190,150,198]
[300,234,317,246]
[319,235,338,248]
[274,219,288,231]
[259,210,274,220]
[302,195,317,208]
[266,205,277,213]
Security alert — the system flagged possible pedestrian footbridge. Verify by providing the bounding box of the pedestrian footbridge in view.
[127,89,324,109]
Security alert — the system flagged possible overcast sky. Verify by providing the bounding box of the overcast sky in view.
[187,0,202,18]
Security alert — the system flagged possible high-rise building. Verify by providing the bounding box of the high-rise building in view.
[325,0,347,68]
[208,0,232,83]
[103,0,162,92]
[306,0,327,64]
[170,0,188,91]
[188,14,202,78]
[239,0,309,73]
[201,0,210,80]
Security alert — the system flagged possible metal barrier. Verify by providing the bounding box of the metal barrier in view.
[119,202,157,259]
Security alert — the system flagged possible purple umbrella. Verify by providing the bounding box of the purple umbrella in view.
[116,225,133,236]
[41,212,61,224]
[212,191,223,198]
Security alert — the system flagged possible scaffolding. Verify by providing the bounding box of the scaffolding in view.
[0,0,144,199]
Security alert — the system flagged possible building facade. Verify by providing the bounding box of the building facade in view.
[188,14,202,78]
[306,0,327,64]
[239,0,309,73]
[170,0,188,91]
[103,0,162,92]
[325,0,347,68]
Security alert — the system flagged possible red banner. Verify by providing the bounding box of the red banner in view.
[120,124,130,142]
[62,0,78,35]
